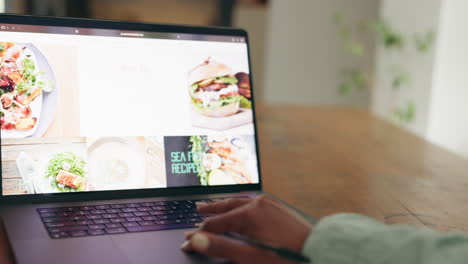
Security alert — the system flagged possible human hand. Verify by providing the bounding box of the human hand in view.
[181,195,313,263]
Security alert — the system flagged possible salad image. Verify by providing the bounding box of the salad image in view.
[190,135,253,186]
[188,57,252,118]
[45,152,88,192]
[0,42,48,132]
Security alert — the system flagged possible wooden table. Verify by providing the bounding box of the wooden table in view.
[2,105,468,263]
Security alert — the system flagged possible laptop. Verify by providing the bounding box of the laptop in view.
[0,14,263,264]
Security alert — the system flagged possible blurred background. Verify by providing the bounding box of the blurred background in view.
[2,0,467,159]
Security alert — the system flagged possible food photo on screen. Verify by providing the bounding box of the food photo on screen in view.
[164,135,259,187]
[0,41,57,138]
[45,152,88,192]
[1,137,88,195]
[85,136,167,191]
[1,137,167,196]
[188,57,253,131]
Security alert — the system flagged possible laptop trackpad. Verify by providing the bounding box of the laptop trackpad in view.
[111,229,226,264]
[12,236,130,264]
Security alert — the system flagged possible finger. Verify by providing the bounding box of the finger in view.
[184,231,195,240]
[181,231,277,263]
[196,198,252,215]
[199,205,251,235]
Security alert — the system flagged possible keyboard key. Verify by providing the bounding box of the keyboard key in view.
[95,205,110,210]
[59,207,76,212]
[40,213,57,218]
[154,201,170,206]
[137,207,151,212]
[55,212,69,217]
[86,215,102,220]
[43,217,73,223]
[140,202,155,207]
[118,213,134,218]
[126,203,139,208]
[106,223,123,229]
[79,206,94,210]
[93,219,110,224]
[169,219,184,224]
[76,220,94,225]
[54,225,88,232]
[50,231,69,239]
[149,211,165,216]
[90,210,106,215]
[122,208,137,213]
[110,218,126,223]
[48,227,63,233]
[45,222,74,228]
[89,224,105,230]
[106,209,122,214]
[70,230,87,237]
[142,216,158,221]
[139,221,156,226]
[110,204,126,209]
[105,227,126,234]
[38,208,59,213]
[126,217,142,222]
[187,213,202,217]
[88,229,105,236]
[76,211,90,216]
[102,214,118,219]
[122,222,140,228]
[134,212,149,217]
[70,216,86,221]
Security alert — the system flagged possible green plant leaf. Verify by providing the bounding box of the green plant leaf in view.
[372,20,404,49]
[414,31,436,52]
[339,82,352,95]
[333,11,344,25]
[391,71,410,89]
[347,40,364,57]
[393,101,416,123]
[338,69,367,95]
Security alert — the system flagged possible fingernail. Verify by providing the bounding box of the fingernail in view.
[180,240,190,251]
[195,202,208,209]
[195,221,205,229]
[191,233,210,250]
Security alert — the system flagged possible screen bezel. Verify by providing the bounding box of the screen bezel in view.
[0,14,263,205]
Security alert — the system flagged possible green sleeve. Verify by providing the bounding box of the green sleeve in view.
[302,213,468,264]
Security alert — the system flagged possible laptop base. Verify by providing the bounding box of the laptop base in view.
[2,192,259,264]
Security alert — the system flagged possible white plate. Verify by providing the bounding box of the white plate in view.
[87,137,147,191]
[1,43,57,138]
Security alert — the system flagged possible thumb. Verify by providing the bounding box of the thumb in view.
[181,232,283,264]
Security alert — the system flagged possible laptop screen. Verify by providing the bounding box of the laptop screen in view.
[0,22,259,196]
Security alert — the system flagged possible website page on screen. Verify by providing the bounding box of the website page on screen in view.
[0,24,259,196]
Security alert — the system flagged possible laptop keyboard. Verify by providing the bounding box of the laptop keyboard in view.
[37,199,215,239]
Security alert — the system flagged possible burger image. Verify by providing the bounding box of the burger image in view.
[188,57,242,117]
